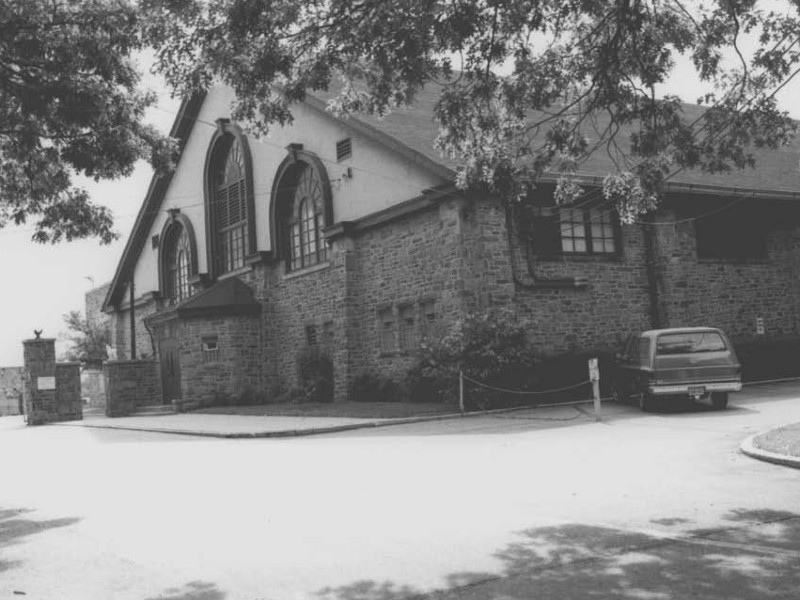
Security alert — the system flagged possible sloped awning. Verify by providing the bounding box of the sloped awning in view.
[176,277,261,319]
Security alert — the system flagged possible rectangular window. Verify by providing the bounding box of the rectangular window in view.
[420,300,437,341]
[532,206,619,255]
[305,324,318,347]
[695,203,767,260]
[378,307,395,353]
[398,305,418,351]
[202,336,219,363]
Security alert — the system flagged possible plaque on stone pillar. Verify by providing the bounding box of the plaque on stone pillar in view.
[37,376,56,390]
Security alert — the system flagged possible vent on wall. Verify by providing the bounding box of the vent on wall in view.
[336,138,352,162]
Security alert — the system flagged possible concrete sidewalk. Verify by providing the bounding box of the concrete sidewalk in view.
[44,401,596,438]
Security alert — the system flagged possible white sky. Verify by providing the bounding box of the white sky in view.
[2,31,800,366]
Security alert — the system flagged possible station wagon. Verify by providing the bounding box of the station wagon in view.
[611,327,742,411]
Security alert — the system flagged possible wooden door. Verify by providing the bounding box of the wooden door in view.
[160,338,182,403]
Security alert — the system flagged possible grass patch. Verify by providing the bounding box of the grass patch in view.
[752,422,800,458]
[191,401,459,419]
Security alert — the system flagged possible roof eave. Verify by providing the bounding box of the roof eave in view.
[102,92,207,313]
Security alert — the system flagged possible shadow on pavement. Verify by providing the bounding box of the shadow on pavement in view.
[315,508,800,600]
[143,581,226,600]
[0,507,81,574]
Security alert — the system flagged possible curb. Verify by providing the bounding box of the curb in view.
[51,401,599,439]
[740,433,800,470]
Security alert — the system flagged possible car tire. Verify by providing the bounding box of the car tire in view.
[611,381,626,403]
[711,392,729,410]
[639,392,654,412]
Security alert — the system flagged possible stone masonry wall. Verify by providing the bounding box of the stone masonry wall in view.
[654,211,800,342]
[511,220,653,356]
[242,258,339,398]
[176,313,262,409]
[0,366,24,416]
[105,360,160,417]
[348,198,469,382]
[22,339,83,425]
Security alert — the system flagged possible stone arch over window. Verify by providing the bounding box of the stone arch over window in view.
[203,120,256,278]
[158,212,198,305]
[270,145,333,272]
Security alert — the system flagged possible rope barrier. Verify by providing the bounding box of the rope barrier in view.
[460,373,592,395]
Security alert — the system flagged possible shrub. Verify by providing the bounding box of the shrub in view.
[421,307,538,399]
[403,363,452,404]
[350,372,401,403]
[296,346,334,403]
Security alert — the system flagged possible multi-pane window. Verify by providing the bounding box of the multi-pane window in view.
[398,305,418,351]
[559,208,617,254]
[166,225,191,304]
[532,206,619,255]
[215,137,248,274]
[378,307,395,353]
[288,166,328,271]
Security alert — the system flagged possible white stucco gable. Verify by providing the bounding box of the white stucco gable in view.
[125,84,452,299]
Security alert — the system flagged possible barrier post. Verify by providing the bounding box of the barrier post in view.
[589,357,601,421]
[459,370,465,413]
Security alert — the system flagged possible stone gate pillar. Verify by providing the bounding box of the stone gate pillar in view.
[22,337,83,425]
[22,337,57,425]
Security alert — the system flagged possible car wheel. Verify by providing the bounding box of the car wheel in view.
[611,381,626,403]
[711,392,729,410]
[639,392,654,412]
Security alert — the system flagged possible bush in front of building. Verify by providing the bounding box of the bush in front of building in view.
[415,307,538,405]
[296,346,334,403]
[350,372,402,403]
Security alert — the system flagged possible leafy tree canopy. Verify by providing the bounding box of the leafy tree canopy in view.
[143,0,800,220]
[0,0,175,243]
[61,310,110,365]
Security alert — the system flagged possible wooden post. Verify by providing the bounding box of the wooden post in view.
[459,369,465,413]
[589,357,601,421]
[129,279,136,360]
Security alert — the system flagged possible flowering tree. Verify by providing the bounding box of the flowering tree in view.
[142,0,800,218]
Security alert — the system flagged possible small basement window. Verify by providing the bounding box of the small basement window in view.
[336,138,352,162]
[202,335,219,363]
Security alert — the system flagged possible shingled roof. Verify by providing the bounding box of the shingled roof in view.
[311,84,800,197]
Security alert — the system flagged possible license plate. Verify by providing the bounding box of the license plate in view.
[688,386,706,397]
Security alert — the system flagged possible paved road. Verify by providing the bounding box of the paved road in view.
[1,384,799,600]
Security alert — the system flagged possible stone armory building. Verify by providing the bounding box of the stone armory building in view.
[102,84,800,409]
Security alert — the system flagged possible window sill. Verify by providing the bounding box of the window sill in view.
[697,257,770,265]
[217,265,252,280]
[532,253,623,263]
[282,261,331,280]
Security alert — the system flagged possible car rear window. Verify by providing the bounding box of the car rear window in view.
[656,332,727,355]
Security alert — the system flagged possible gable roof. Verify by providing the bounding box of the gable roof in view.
[103,92,206,311]
[104,83,800,311]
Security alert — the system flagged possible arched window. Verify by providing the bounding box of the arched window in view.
[271,147,332,273]
[159,214,198,305]
[214,137,247,273]
[167,226,191,303]
[287,166,328,270]
[204,121,255,278]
